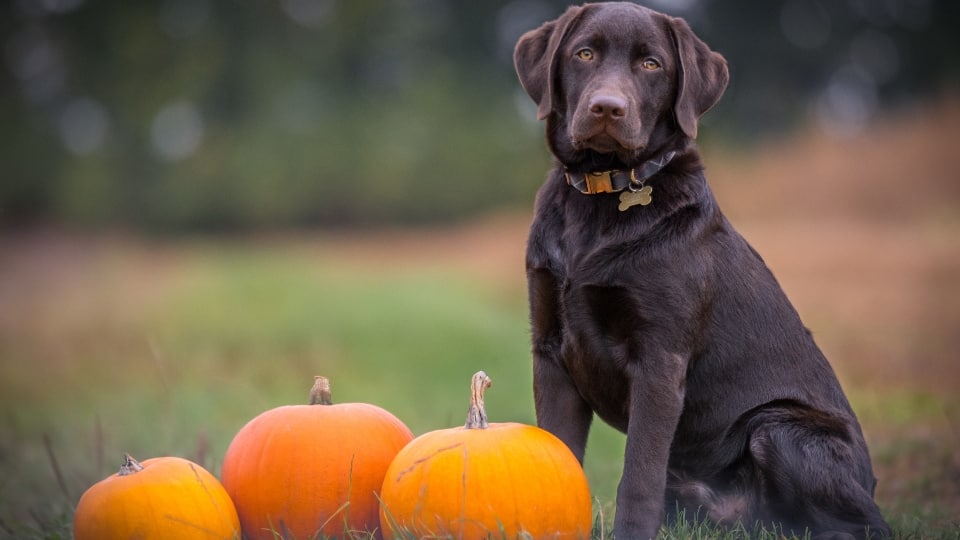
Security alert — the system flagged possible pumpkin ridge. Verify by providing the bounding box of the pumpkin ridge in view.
[186,461,237,535]
[316,497,351,536]
[496,438,523,531]
[393,441,464,483]
[160,511,224,536]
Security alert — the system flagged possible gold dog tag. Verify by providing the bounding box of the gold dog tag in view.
[618,185,653,211]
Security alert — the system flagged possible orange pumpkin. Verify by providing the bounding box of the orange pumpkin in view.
[379,371,593,539]
[73,453,240,540]
[221,376,414,539]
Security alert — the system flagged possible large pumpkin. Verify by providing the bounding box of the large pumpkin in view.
[73,453,240,539]
[379,371,593,539]
[221,376,414,539]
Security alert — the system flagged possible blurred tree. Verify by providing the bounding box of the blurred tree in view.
[0,0,957,231]
[687,0,960,139]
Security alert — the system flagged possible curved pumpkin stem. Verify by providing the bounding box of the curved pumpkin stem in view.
[310,375,333,405]
[464,371,492,429]
[119,453,144,476]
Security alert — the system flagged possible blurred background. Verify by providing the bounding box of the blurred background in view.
[3,0,958,229]
[1,0,959,537]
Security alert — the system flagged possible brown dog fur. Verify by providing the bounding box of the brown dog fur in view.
[514,4,890,539]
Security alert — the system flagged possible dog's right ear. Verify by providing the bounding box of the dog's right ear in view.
[513,6,585,120]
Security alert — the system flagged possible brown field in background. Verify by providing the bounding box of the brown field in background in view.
[1,99,958,530]
[309,98,960,398]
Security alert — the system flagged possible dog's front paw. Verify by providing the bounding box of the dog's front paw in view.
[613,515,661,540]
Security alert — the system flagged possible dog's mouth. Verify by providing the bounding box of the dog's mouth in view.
[570,135,642,169]
[570,125,645,161]
[567,149,631,173]
[574,133,627,154]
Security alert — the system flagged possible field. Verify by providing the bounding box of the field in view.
[1,101,959,538]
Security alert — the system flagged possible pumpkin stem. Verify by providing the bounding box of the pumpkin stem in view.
[118,453,144,476]
[310,376,333,405]
[464,370,492,429]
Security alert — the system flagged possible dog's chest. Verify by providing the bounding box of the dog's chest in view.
[551,235,657,425]
[539,206,708,417]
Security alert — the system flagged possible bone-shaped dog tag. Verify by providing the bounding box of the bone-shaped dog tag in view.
[618,185,653,211]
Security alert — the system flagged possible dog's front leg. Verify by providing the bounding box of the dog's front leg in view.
[528,267,593,462]
[615,353,687,540]
[533,355,593,462]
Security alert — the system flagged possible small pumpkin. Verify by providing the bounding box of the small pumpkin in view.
[379,371,593,539]
[221,376,414,539]
[73,453,240,540]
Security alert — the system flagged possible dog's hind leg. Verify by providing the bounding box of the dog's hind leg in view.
[747,407,891,539]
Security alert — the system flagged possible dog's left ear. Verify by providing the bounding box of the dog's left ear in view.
[668,16,729,139]
[514,6,586,120]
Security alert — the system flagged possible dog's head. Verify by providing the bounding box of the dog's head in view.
[514,2,728,172]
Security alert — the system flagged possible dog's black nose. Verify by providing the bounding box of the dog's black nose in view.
[588,94,627,119]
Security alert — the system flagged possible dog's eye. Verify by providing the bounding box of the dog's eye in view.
[642,58,661,70]
[575,48,594,61]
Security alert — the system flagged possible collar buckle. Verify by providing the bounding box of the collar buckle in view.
[564,150,677,196]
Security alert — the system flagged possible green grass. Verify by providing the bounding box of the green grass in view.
[0,237,957,539]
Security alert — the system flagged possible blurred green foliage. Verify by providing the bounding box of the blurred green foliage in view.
[1,0,957,231]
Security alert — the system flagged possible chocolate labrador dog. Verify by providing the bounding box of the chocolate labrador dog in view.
[513,3,890,539]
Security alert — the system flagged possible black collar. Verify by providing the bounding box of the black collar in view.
[564,151,676,195]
